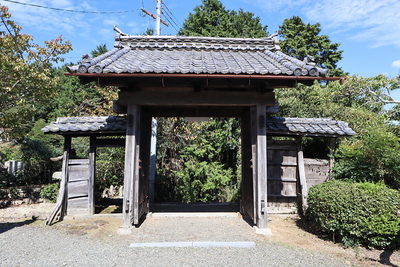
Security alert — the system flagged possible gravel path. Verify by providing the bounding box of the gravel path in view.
[0,213,350,267]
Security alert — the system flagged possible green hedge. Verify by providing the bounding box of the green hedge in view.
[306,180,400,249]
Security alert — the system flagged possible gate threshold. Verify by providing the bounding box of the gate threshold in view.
[148,212,240,218]
[129,241,255,248]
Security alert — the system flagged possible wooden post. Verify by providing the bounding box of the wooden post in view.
[88,136,96,215]
[296,136,308,213]
[60,136,71,218]
[46,136,71,225]
[123,104,140,228]
[240,108,254,222]
[252,105,268,229]
[328,138,335,179]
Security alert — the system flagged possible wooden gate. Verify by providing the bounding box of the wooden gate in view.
[66,159,91,215]
[267,140,299,213]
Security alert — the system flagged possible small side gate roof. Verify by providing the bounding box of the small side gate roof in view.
[41,116,355,138]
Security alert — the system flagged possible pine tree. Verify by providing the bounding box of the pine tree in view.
[279,16,346,77]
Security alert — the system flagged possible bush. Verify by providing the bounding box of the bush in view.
[306,180,400,249]
[40,183,60,203]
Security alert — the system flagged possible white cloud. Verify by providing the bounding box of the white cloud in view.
[392,60,400,69]
[241,0,400,48]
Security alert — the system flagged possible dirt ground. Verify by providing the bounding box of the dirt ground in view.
[0,203,399,267]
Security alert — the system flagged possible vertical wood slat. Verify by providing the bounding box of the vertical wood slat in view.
[45,136,71,225]
[123,104,139,228]
[296,137,308,212]
[138,111,152,220]
[254,104,268,229]
[328,138,335,179]
[88,136,96,215]
[61,137,71,218]
[240,108,254,221]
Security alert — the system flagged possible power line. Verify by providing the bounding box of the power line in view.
[1,0,139,14]
[162,2,181,28]
[163,13,179,32]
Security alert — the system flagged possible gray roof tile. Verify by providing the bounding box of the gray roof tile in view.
[67,33,329,77]
[42,116,355,137]
[265,117,356,137]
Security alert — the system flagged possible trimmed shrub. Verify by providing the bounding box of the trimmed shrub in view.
[306,180,400,249]
[40,183,60,203]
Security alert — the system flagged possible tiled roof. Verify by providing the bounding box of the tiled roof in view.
[66,30,329,77]
[41,116,126,135]
[266,117,356,137]
[42,116,355,137]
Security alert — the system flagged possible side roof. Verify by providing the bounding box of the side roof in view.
[66,29,329,78]
[41,116,355,138]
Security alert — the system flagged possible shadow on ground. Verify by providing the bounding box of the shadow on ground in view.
[0,219,36,234]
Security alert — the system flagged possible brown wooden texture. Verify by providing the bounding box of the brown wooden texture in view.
[304,158,329,189]
[137,110,152,223]
[253,105,268,229]
[66,160,90,215]
[45,137,71,225]
[118,91,275,106]
[68,163,89,181]
[240,108,254,221]
[68,180,89,198]
[297,137,308,212]
[67,197,90,215]
[88,136,96,215]
[267,140,299,214]
[123,104,140,227]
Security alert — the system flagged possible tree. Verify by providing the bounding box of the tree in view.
[91,44,108,58]
[0,4,72,139]
[278,16,345,77]
[178,0,268,37]
[275,75,400,189]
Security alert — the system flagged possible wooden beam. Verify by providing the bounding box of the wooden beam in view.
[142,106,248,118]
[93,138,125,147]
[296,136,308,213]
[118,91,275,106]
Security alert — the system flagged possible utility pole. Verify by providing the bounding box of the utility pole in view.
[155,0,161,36]
[140,0,168,36]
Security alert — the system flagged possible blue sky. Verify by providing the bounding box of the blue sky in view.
[1,0,400,80]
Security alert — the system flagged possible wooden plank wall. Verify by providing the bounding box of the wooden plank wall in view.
[67,159,90,215]
[267,140,298,214]
[304,158,330,189]
[266,139,330,214]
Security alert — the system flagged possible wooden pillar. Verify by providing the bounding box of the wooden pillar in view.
[122,104,140,228]
[45,136,71,225]
[60,136,71,219]
[296,136,308,213]
[88,136,96,215]
[252,105,268,229]
[328,138,335,179]
[240,108,254,221]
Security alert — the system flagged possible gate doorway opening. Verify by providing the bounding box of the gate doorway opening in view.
[151,117,242,213]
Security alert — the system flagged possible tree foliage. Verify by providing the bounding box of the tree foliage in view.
[0,4,72,139]
[178,0,268,37]
[278,16,345,77]
[276,75,400,188]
